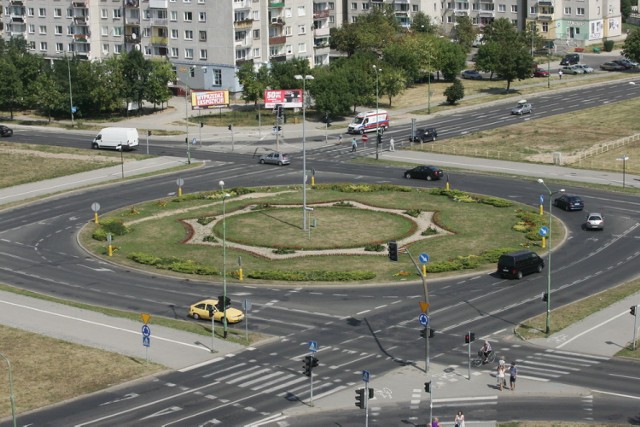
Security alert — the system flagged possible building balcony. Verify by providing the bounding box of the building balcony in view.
[151,36,168,45]
[124,34,141,43]
[537,13,554,21]
[313,9,330,18]
[270,17,285,26]
[150,17,168,26]
[233,0,251,9]
[124,0,139,7]
[149,0,168,8]
[268,1,284,8]
[235,39,249,47]
[234,19,254,29]
[269,35,286,44]
[10,0,24,5]
[10,14,25,22]
[10,29,26,36]
[73,34,90,42]
[314,26,330,37]
[270,53,287,61]
[71,0,87,6]
[478,10,495,16]
[537,0,554,6]
[314,42,330,49]
[125,17,141,25]
[454,10,469,16]
[73,16,89,24]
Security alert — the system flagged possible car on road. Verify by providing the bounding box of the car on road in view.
[188,298,245,323]
[461,70,483,80]
[532,67,550,77]
[612,59,639,69]
[259,152,291,166]
[560,53,580,66]
[561,65,585,75]
[0,125,13,137]
[497,250,544,279]
[574,64,594,73]
[511,100,532,115]
[410,127,438,143]
[403,165,444,181]
[553,194,584,211]
[600,62,626,71]
[584,212,604,230]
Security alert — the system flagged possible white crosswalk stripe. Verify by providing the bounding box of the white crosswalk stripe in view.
[512,349,607,382]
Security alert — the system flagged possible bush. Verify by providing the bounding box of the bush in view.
[480,197,513,207]
[444,78,465,105]
[197,216,216,225]
[100,219,131,236]
[273,248,296,254]
[92,228,109,241]
[313,183,412,193]
[247,269,376,281]
[364,244,384,252]
[333,201,354,207]
[603,39,614,52]
[480,247,520,263]
[203,235,217,242]
[421,227,438,236]
[128,252,219,275]
[405,209,422,217]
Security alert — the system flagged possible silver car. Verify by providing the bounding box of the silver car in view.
[511,100,532,115]
[561,65,585,75]
[259,152,291,166]
[585,213,604,230]
[574,64,594,73]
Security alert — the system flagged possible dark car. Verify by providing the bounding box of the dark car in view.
[560,53,580,66]
[612,59,638,69]
[0,125,13,137]
[497,250,544,280]
[600,62,625,71]
[410,127,437,143]
[461,70,483,80]
[403,165,444,181]
[553,194,584,211]
[259,152,291,166]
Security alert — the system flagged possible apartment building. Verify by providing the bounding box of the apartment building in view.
[343,0,442,28]
[1,0,332,94]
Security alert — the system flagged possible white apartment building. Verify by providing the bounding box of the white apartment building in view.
[0,0,332,94]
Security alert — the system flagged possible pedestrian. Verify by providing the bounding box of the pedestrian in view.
[351,137,357,152]
[497,362,506,391]
[389,137,395,152]
[338,134,343,145]
[558,70,563,80]
[431,417,440,427]
[454,410,465,427]
[509,361,518,391]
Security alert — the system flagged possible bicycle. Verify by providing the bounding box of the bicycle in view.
[472,349,496,367]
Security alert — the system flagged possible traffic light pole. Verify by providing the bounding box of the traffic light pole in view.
[404,248,430,373]
[467,330,472,380]
[309,354,314,407]
[632,305,638,350]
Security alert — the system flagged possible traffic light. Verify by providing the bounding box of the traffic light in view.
[368,388,374,399]
[377,132,382,145]
[542,292,548,302]
[355,388,365,409]
[228,124,232,131]
[631,305,637,316]
[464,332,475,344]
[388,240,398,261]
[310,356,319,368]
[147,130,152,136]
[200,122,204,128]
[424,381,431,393]
[276,104,283,118]
[420,329,426,338]
[429,328,435,338]
[303,355,312,377]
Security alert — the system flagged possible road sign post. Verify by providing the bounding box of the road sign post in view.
[141,324,151,363]
[362,370,370,427]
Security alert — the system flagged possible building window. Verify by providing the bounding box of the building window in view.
[185,48,193,59]
[253,47,260,58]
[67,9,73,18]
[56,42,64,52]
[542,22,549,32]
[54,25,62,35]
[40,42,48,50]
[253,29,260,39]
[199,49,207,59]
[447,15,453,23]
[252,10,259,20]
[285,26,292,36]
[38,8,46,17]
[170,11,178,21]
[27,41,36,50]
[101,26,109,36]
[212,69,222,85]
[171,47,179,57]
[286,44,292,54]
[577,7,584,15]
[184,11,192,21]
[235,30,246,41]
[27,7,34,16]
[511,5,517,12]
[297,5,305,16]
[351,2,357,10]
[184,30,193,40]
[54,8,62,17]
[143,28,150,37]
[101,9,108,18]
[103,43,109,53]
[39,25,47,34]
[171,29,178,39]
[114,26,123,36]
[28,24,35,33]
[362,3,369,10]
[564,7,571,14]
[298,24,305,34]
[498,4,506,12]
[144,46,151,55]
[413,5,418,11]
[298,42,306,53]
[529,6,536,14]
[198,0,205,3]
[114,44,122,54]
[113,9,122,18]
[329,16,334,23]
[199,30,207,41]
[199,11,206,21]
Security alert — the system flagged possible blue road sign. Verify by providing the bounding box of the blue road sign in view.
[539,194,544,204]
[142,324,151,337]
[362,370,370,383]
[142,336,150,347]
[308,341,318,353]
[419,313,429,326]
[539,226,549,237]
[419,253,430,264]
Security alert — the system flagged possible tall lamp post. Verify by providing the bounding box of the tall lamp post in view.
[373,65,381,160]
[294,74,314,231]
[537,179,564,334]
[176,76,192,164]
[219,180,230,338]
[66,54,75,127]
[0,351,17,427]
[617,155,629,188]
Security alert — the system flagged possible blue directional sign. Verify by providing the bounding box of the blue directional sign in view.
[539,194,544,204]
[539,226,549,237]
[308,341,318,353]
[142,324,151,337]
[362,370,370,383]
[419,313,429,326]
[71,106,77,114]
[419,253,430,264]
[142,336,150,347]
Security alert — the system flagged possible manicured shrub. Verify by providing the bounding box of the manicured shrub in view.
[364,244,384,252]
[247,269,376,281]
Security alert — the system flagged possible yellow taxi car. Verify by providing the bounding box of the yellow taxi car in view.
[188,298,245,323]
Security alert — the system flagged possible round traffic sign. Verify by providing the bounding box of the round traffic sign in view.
[142,324,151,337]
[176,178,184,187]
[361,134,369,143]
[539,226,549,237]
[91,202,100,212]
[419,253,430,264]
[419,313,429,326]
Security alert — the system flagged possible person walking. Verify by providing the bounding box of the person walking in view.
[558,69,563,80]
[389,137,395,152]
[351,137,357,152]
[431,417,440,427]
[497,362,506,391]
[509,361,518,391]
[338,134,343,145]
[454,410,465,427]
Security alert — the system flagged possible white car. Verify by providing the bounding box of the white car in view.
[574,64,594,73]
[584,213,604,230]
[561,65,585,75]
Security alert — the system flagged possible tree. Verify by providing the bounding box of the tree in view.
[454,16,476,52]
[379,67,406,107]
[382,35,425,84]
[330,8,399,57]
[30,70,65,122]
[236,62,271,106]
[122,49,151,114]
[621,0,632,21]
[622,28,640,63]
[475,42,502,80]
[444,78,464,105]
[435,38,467,81]
[0,58,23,119]
[410,12,437,34]
[308,66,353,116]
[145,59,173,110]
[269,57,311,90]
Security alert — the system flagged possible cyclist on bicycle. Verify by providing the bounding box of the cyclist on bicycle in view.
[479,340,492,364]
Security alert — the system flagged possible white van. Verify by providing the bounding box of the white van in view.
[92,128,139,150]
[347,110,390,134]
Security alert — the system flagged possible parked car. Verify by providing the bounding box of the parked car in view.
[497,250,544,280]
[574,64,594,73]
[584,212,604,230]
[560,53,580,66]
[532,67,550,77]
[410,127,438,143]
[259,152,291,166]
[561,65,585,75]
[612,59,638,69]
[0,125,13,137]
[553,194,584,211]
[600,62,625,71]
[511,100,532,115]
[461,70,483,80]
[403,165,444,181]
[188,298,245,323]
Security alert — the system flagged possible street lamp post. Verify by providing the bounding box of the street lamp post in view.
[537,179,564,335]
[617,155,629,188]
[176,77,192,164]
[0,351,17,427]
[427,55,432,114]
[219,180,230,338]
[373,65,381,160]
[294,74,314,232]
[66,54,75,127]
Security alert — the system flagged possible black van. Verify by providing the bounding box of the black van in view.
[497,250,544,279]
[560,53,580,66]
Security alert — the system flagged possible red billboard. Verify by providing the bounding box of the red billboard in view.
[191,90,229,109]
[264,89,303,109]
